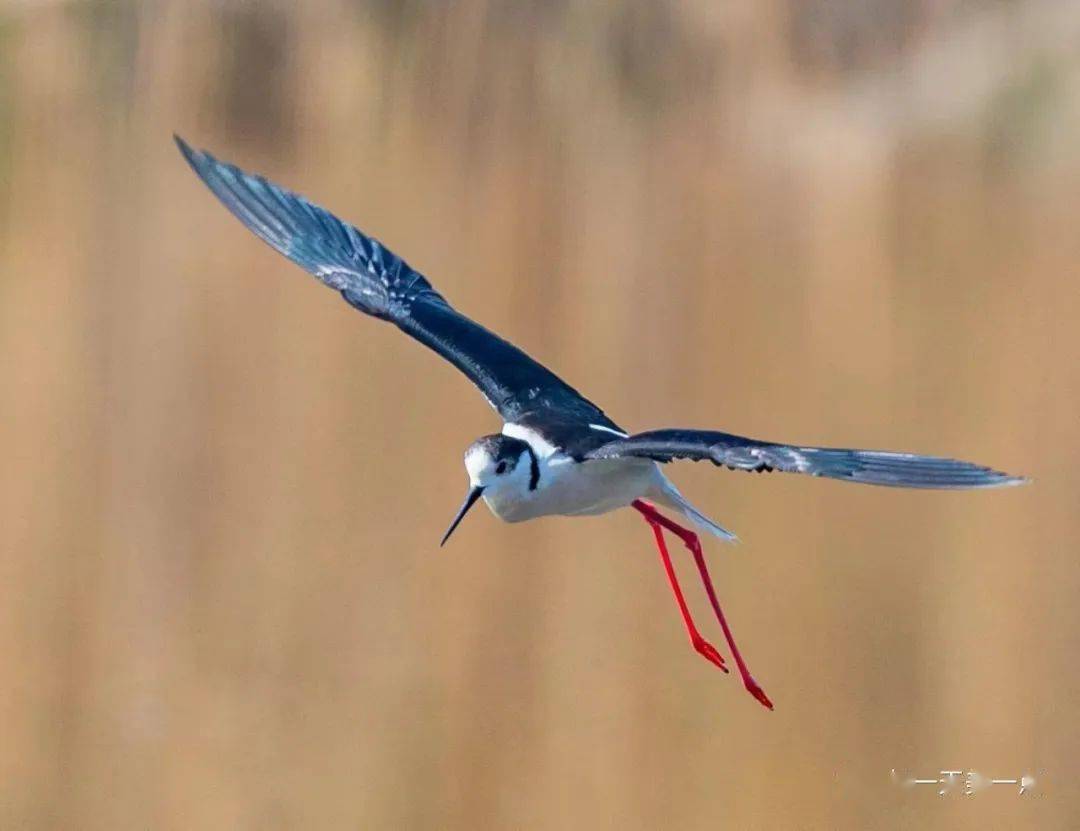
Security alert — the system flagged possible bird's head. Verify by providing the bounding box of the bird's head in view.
[440,434,536,545]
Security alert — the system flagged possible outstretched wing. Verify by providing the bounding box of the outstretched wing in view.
[586,428,1025,489]
[175,136,617,428]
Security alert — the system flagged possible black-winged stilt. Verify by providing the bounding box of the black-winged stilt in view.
[176,136,1025,710]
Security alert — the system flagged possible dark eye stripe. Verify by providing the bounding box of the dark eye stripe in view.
[525,446,540,490]
[496,461,507,474]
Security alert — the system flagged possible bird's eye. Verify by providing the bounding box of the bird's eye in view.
[495,461,507,475]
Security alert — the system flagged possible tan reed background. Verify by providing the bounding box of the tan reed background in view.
[0,1,1077,829]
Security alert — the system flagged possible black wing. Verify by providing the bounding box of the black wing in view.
[586,428,1025,489]
[175,136,618,429]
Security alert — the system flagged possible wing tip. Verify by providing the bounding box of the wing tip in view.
[959,466,1029,489]
[846,467,1029,489]
[174,133,230,192]
[993,473,1030,488]
[174,133,204,171]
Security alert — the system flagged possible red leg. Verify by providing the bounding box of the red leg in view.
[633,499,773,710]
[636,504,728,673]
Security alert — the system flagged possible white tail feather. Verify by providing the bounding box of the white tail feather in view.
[652,476,738,542]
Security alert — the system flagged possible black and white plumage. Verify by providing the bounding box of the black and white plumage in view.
[177,136,1025,710]
[176,134,1021,510]
[174,136,618,447]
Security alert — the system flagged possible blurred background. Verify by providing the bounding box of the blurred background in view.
[0,1,1077,828]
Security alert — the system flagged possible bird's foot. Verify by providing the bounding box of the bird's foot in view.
[742,675,773,710]
[692,635,729,673]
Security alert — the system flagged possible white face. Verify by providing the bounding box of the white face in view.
[464,444,532,500]
[442,436,538,545]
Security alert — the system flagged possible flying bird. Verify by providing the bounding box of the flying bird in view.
[175,136,1025,710]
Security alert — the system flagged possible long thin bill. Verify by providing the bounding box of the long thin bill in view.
[440,486,484,547]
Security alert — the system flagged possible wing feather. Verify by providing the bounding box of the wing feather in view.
[587,428,1025,489]
[176,136,616,428]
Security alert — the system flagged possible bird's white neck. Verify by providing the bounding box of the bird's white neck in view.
[502,423,560,459]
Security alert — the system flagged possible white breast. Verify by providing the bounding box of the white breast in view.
[533,455,660,517]
[484,422,661,522]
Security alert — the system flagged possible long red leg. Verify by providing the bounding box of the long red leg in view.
[636,505,728,672]
[633,499,773,710]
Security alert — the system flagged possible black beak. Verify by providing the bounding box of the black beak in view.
[440,486,484,547]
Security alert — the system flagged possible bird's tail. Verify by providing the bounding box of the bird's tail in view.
[651,475,738,542]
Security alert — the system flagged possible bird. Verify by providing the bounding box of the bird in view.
[175,135,1026,710]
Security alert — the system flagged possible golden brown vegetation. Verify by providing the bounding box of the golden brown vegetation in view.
[0,2,1076,829]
